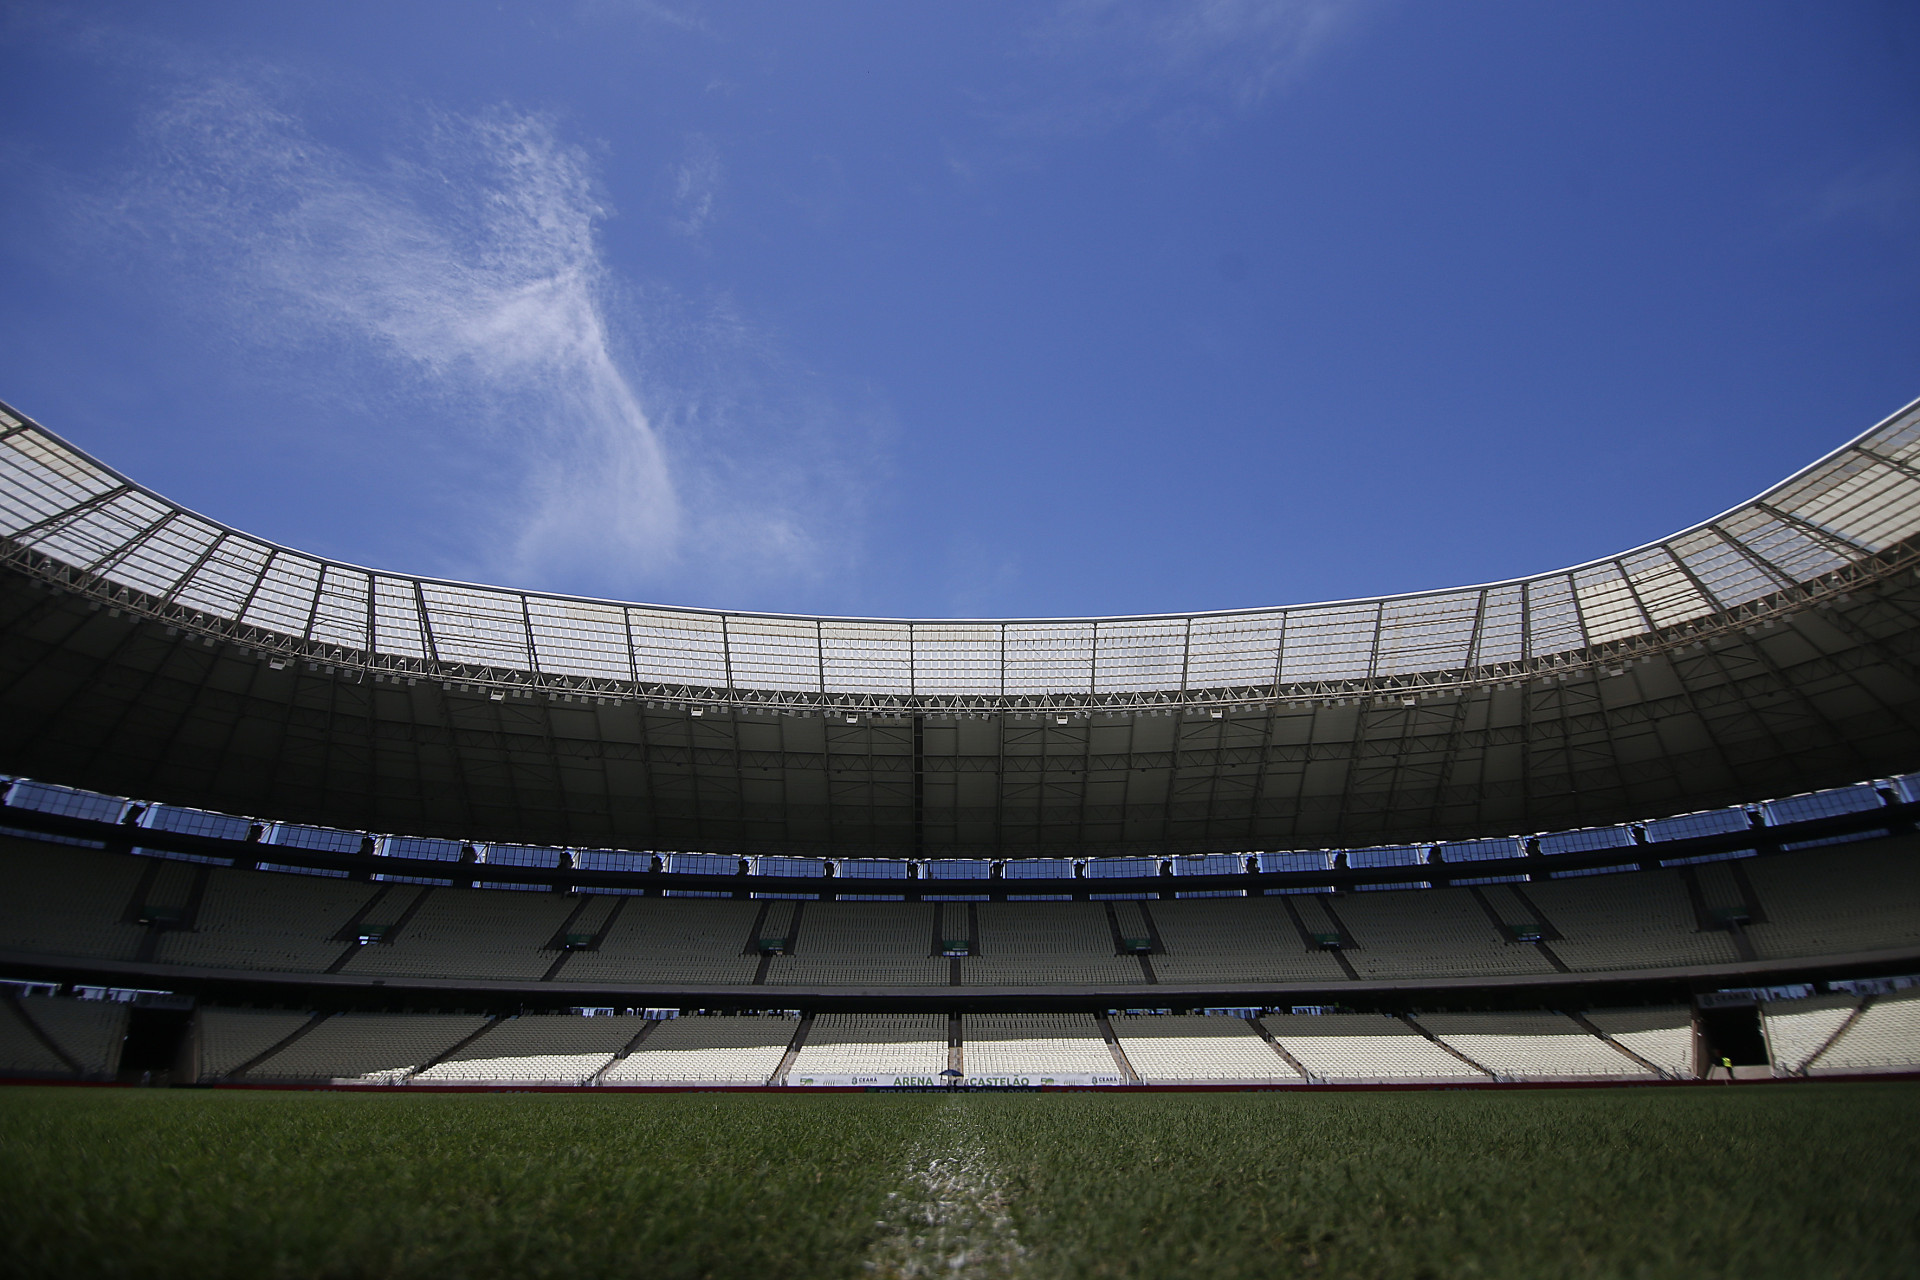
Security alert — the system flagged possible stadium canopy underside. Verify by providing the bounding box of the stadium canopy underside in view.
[1,395,1919,857]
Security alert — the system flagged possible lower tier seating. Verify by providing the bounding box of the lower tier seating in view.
[1761,994,1859,1074]
[1582,1006,1694,1078]
[11,995,128,1077]
[1809,988,1920,1074]
[600,1015,797,1084]
[0,996,81,1076]
[1260,1013,1487,1082]
[413,1013,644,1084]
[199,1007,318,1079]
[1111,1014,1301,1082]
[1414,1012,1655,1080]
[788,1013,948,1079]
[243,1012,490,1082]
[962,1013,1116,1079]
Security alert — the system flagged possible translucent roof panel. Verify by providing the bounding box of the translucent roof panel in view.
[3,393,1918,701]
[528,598,632,681]
[420,583,531,669]
[912,625,1002,696]
[1094,619,1188,693]
[820,621,912,695]
[727,616,821,693]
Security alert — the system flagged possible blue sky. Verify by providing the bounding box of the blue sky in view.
[2,1,1916,619]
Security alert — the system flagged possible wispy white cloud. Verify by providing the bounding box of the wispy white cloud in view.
[1804,152,1920,231]
[668,133,723,236]
[89,69,872,605]
[1008,0,1362,141]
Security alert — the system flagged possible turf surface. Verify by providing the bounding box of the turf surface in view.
[0,1083,1916,1279]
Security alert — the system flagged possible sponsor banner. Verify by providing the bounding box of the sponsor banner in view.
[786,1073,1125,1088]
[962,1074,1124,1088]
[787,1074,890,1087]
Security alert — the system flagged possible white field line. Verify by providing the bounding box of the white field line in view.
[865,1107,1028,1280]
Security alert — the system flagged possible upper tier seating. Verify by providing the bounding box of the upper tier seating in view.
[1521,871,1743,971]
[158,872,379,972]
[1110,1014,1301,1082]
[764,902,949,988]
[340,888,576,982]
[1808,989,1920,1075]
[1333,889,1557,980]
[1744,842,1920,960]
[15,996,128,1077]
[1414,1012,1654,1080]
[560,898,762,986]
[788,1013,948,1079]
[600,1015,796,1084]
[1260,1013,1487,1082]
[1761,994,1860,1074]
[243,1012,490,1082]
[1582,1006,1694,1078]
[3,832,1917,993]
[1146,900,1352,985]
[963,904,1143,987]
[413,1013,643,1084]
[962,1013,1117,1079]
[0,839,149,961]
[198,1007,318,1079]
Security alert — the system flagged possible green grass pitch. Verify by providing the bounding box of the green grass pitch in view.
[1,1083,1917,1279]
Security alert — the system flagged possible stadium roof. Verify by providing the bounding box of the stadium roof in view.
[1,395,1918,856]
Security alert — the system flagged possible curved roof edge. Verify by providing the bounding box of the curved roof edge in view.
[2,394,1918,709]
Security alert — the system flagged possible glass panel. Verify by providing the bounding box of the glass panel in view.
[1571,564,1647,645]
[527,598,631,680]
[1619,548,1711,629]
[1375,592,1479,676]
[1003,622,1094,694]
[1536,826,1634,855]
[420,584,532,669]
[1667,527,1776,610]
[1523,575,1585,658]
[1085,856,1157,878]
[1002,858,1074,879]
[925,859,991,879]
[1093,619,1187,693]
[1279,605,1375,683]
[1188,615,1284,689]
[1717,508,1848,584]
[371,577,428,659]
[1761,784,1883,825]
[1171,854,1242,876]
[22,490,168,574]
[1771,453,1920,553]
[143,805,252,841]
[174,537,272,618]
[1473,586,1525,666]
[629,610,728,688]
[820,621,912,695]
[268,823,364,853]
[309,566,370,649]
[911,624,1001,695]
[3,780,127,823]
[1642,808,1751,842]
[484,843,565,868]
[1434,837,1519,863]
[110,514,223,598]
[240,554,324,635]
[726,617,820,692]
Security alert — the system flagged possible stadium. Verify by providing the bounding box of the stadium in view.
[2,388,1918,1090]
[4,387,1920,1276]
